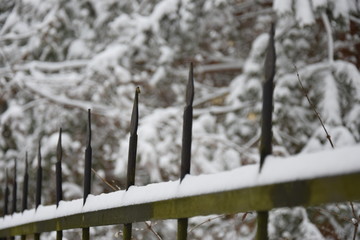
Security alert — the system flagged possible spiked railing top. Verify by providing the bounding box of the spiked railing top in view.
[25,152,28,173]
[86,109,91,148]
[57,128,62,163]
[180,63,194,181]
[259,22,276,172]
[130,87,140,136]
[185,62,194,107]
[37,140,42,168]
[5,168,8,188]
[264,23,276,83]
[13,158,17,180]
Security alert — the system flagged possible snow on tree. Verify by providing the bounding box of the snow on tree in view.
[0,0,359,239]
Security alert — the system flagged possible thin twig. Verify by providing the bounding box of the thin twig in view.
[144,222,163,240]
[188,215,225,233]
[91,168,119,191]
[294,65,334,148]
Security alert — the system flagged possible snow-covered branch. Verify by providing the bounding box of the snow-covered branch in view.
[321,12,334,65]
[23,81,123,119]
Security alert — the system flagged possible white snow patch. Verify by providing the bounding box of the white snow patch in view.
[295,0,315,26]
[273,0,293,14]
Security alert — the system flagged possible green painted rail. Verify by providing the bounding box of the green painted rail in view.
[1,170,359,237]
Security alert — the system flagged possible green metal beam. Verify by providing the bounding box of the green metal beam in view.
[1,171,360,237]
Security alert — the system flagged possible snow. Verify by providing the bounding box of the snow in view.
[273,0,293,14]
[311,0,327,9]
[295,0,315,26]
[1,144,360,230]
[320,72,341,125]
[333,0,349,19]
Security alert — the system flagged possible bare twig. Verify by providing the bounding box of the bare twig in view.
[144,221,163,240]
[294,65,334,148]
[91,168,119,191]
[188,215,225,233]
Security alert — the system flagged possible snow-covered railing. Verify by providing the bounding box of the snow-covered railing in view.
[0,145,360,238]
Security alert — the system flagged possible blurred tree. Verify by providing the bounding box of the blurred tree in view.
[0,0,359,239]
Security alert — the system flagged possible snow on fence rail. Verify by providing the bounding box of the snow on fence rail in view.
[0,145,360,238]
[1,24,359,240]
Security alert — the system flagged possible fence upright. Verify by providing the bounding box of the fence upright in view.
[21,152,28,240]
[56,128,63,240]
[257,23,276,240]
[178,62,194,240]
[123,87,140,240]
[35,141,42,240]
[83,109,92,240]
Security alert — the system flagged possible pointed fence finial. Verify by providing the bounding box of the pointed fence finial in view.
[83,110,92,205]
[12,158,17,214]
[124,87,140,240]
[82,110,92,240]
[256,22,276,240]
[180,62,194,181]
[56,128,63,239]
[56,128,63,207]
[36,139,42,209]
[177,62,194,240]
[259,22,276,171]
[22,152,29,212]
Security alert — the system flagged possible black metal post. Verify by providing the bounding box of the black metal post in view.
[35,140,42,240]
[10,159,17,240]
[123,87,140,240]
[256,23,276,240]
[21,152,29,240]
[56,128,63,240]
[83,109,92,240]
[177,63,194,240]
[11,158,17,214]
[1,169,9,240]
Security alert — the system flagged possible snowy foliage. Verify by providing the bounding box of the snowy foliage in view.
[0,0,360,239]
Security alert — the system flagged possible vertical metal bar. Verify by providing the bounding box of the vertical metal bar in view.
[83,109,92,240]
[22,152,28,212]
[1,170,9,240]
[35,140,42,240]
[256,23,276,240]
[123,87,140,240]
[21,152,29,240]
[56,128,63,240]
[177,63,194,240]
[10,159,17,240]
[11,158,17,214]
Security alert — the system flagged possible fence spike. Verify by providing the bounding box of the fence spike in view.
[180,62,194,181]
[177,63,194,240]
[36,140,42,209]
[83,110,92,205]
[35,139,42,240]
[21,152,29,240]
[22,152,28,212]
[124,87,140,240]
[12,158,17,214]
[259,23,276,171]
[83,109,92,240]
[56,128,63,240]
[56,128,63,207]
[256,23,276,240]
